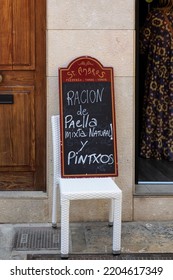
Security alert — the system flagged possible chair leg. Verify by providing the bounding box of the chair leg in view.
[52,183,58,228]
[108,199,114,226]
[61,198,70,259]
[112,194,122,255]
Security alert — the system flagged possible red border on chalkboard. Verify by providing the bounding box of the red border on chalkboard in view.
[59,56,118,178]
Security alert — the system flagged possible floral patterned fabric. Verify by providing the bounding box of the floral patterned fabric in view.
[140,9,173,161]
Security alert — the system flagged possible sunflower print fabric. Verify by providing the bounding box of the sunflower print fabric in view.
[140,9,173,161]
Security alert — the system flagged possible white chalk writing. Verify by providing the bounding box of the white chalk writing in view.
[65,129,87,139]
[68,151,114,166]
[65,114,97,129]
[89,127,111,138]
[66,88,104,106]
[77,141,88,153]
[63,83,115,174]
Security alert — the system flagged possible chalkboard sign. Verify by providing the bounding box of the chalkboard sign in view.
[59,56,118,177]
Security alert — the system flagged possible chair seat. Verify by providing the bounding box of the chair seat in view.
[60,177,121,200]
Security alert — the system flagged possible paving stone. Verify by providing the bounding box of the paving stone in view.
[0,221,173,259]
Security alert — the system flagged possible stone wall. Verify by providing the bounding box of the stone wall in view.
[47,0,135,222]
[0,0,135,223]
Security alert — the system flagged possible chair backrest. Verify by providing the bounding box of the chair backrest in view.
[51,115,61,181]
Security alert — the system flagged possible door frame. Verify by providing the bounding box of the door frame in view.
[135,0,140,184]
[34,0,46,191]
[135,0,173,185]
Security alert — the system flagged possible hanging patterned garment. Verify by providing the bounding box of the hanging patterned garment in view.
[140,9,173,161]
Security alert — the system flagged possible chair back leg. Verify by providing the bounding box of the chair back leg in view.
[108,199,114,226]
[52,182,58,228]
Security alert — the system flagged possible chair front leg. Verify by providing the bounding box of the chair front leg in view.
[112,194,122,255]
[61,198,70,258]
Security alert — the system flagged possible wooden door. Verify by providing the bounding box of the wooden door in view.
[0,0,46,191]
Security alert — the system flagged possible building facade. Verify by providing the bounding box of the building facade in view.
[0,0,172,223]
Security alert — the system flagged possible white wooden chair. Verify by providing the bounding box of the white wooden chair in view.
[51,115,122,258]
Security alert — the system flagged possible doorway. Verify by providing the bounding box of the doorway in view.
[0,0,46,191]
[136,0,173,184]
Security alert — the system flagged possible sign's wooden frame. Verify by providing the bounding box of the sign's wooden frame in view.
[59,56,118,178]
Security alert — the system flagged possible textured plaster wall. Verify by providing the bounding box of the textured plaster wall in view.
[47,0,135,222]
